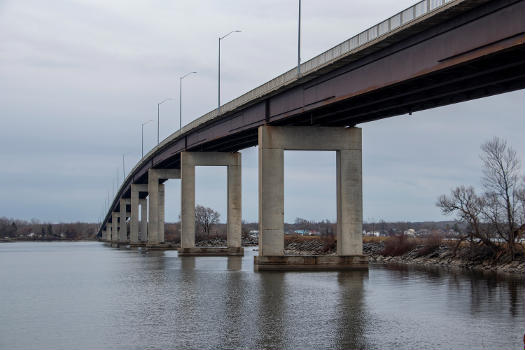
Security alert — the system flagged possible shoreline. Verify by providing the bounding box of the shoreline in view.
[3,238,523,277]
[368,254,524,277]
[363,242,524,276]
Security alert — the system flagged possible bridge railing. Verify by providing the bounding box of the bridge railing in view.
[102,0,459,229]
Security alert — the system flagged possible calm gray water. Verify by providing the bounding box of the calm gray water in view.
[0,242,523,350]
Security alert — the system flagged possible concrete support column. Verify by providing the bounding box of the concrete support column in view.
[180,153,196,249]
[336,148,363,255]
[119,199,129,243]
[111,212,118,242]
[147,170,160,245]
[258,144,284,256]
[139,198,147,242]
[130,186,139,244]
[257,125,362,257]
[107,225,112,241]
[227,154,242,248]
[159,184,165,243]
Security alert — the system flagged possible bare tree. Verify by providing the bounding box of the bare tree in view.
[480,137,523,259]
[195,205,220,237]
[437,137,524,259]
[437,186,490,255]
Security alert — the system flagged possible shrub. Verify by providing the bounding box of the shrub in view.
[320,235,336,253]
[416,233,443,257]
[381,234,417,256]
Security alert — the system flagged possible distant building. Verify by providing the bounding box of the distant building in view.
[404,229,416,237]
[292,229,321,236]
[363,230,380,236]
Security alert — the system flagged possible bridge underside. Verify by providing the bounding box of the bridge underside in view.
[206,44,525,149]
[152,43,524,177]
[133,0,524,181]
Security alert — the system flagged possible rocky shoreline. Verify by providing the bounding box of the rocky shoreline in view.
[276,237,524,276]
[364,242,524,276]
[161,236,525,276]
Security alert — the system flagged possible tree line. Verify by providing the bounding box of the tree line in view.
[0,218,98,240]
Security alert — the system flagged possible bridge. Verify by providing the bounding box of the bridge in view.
[97,0,525,270]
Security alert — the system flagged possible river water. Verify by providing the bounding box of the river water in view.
[0,242,523,349]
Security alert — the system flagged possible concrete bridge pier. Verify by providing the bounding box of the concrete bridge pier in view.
[178,151,243,256]
[106,223,112,243]
[159,184,165,243]
[111,212,119,247]
[139,198,148,242]
[118,198,130,247]
[104,227,111,242]
[130,184,148,247]
[254,126,368,271]
[147,169,180,249]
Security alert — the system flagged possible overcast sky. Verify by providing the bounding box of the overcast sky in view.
[0,0,523,224]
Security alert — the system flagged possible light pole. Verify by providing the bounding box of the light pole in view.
[141,119,153,158]
[157,98,174,145]
[122,154,126,179]
[218,30,241,115]
[297,0,302,76]
[179,71,197,131]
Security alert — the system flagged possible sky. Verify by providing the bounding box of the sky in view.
[0,0,523,224]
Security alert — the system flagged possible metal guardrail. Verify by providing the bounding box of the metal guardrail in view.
[102,0,459,229]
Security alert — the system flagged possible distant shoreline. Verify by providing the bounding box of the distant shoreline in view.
[0,239,96,243]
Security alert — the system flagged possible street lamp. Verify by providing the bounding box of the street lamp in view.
[122,154,126,179]
[218,30,241,115]
[179,71,197,131]
[157,98,174,145]
[297,0,302,77]
[141,119,153,158]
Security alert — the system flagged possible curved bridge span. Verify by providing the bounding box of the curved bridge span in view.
[98,0,525,270]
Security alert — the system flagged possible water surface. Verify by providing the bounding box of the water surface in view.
[0,242,523,349]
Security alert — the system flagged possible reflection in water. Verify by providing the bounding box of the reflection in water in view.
[336,271,369,349]
[217,260,247,349]
[227,256,242,271]
[255,273,286,350]
[180,256,196,270]
[381,263,525,321]
[507,279,520,317]
[0,243,523,350]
